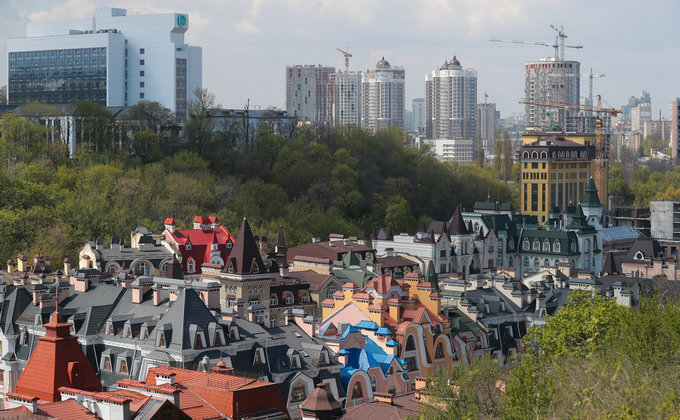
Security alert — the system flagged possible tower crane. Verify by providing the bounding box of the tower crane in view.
[519,95,622,204]
[588,69,606,108]
[336,47,352,72]
[490,25,583,61]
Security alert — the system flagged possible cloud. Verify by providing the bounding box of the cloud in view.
[28,0,98,22]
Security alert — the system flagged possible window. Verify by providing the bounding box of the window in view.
[523,256,529,267]
[186,258,196,274]
[159,333,166,347]
[553,240,561,253]
[103,356,112,371]
[435,342,444,359]
[270,295,278,306]
[194,333,203,349]
[286,295,294,305]
[291,385,306,402]
[534,258,540,269]
[140,82,144,88]
[185,241,192,250]
[291,355,300,369]
[140,70,144,76]
[352,382,363,399]
[405,335,416,351]
[327,288,336,299]
[533,238,540,251]
[139,48,144,54]
[120,360,128,374]
[371,376,377,392]
[139,59,144,65]
[523,238,530,250]
[405,356,418,371]
[543,239,550,252]
[140,93,145,99]
[135,262,150,276]
[250,298,260,306]
[440,249,446,258]
[301,294,309,303]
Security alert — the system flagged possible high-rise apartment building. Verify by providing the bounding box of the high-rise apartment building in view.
[334,71,361,126]
[412,98,425,134]
[360,57,405,133]
[524,59,580,132]
[631,102,651,132]
[424,56,477,140]
[7,7,201,117]
[520,132,606,223]
[285,65,335,123]
[672,99,680,161]
[477,102,500,154]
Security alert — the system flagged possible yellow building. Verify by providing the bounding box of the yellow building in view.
[520,132,607,223]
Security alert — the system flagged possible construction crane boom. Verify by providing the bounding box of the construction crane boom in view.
[490,25,582,61]
[519,96,622,205]
[588,68,606,108]
[336,47,352,72]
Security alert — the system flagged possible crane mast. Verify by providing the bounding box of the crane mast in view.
[336,47,352,72]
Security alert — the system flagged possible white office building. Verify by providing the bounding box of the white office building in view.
[7,7,201,118]
[423,138,474,164]
[334,71,362,126]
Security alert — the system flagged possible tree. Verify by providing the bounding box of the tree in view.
[493,128,501,173]
[0,86,7,105]
[126,100,176,135]
[184,87,220,156]
[501,131,513,180]
[475,134,485,167]
[384,195,415,234]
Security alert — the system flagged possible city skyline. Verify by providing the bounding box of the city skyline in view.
[0,0,678,118]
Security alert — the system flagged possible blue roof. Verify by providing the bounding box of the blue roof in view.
[340,325,359,339]
[338,349,349,355]
[355,320,379,331]
[339,336,401,389]
[386,339,399,346]
[602,226,640,242]
[375,327,391,336]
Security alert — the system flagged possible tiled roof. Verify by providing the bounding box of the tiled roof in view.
[287,240,374,264]
[223,219,265,275]
[164,218,235,274]
[342,392,422,419]
[15,312,102,402]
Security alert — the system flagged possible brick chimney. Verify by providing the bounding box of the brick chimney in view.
[152,284,162,306]
[374,392,394,405]
[199,284,220,310]
[63,258,71,274]
[17,254,27,272]
[6,259,15,273]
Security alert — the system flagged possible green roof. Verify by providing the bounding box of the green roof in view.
[581,178,603,208]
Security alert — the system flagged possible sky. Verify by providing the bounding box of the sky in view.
[1,0,678,118]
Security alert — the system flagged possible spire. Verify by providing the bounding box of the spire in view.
[426,260,440,291]
[223,218,265,275]
[601,252,619,276]
[449,204,469,235]
[582,177,603,207]
[275,226,288,269]
[276,226,286,253]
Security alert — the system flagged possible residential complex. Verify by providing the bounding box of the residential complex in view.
[425,56,477,140]
[285,65,336,123]
[477,102,500,154]
[361,57,405,133]
[672,98,680,161]
[524,59,580,132]
[7,7,201,117]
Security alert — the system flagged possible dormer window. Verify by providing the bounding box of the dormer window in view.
[320,350,329,364]
[185,241,192,251]
[270,295,278,306]
[194,332,204,349]
[142,328,149,340]
[634,251,644,260]
[553,240,561,253]
[291,354,300,369]
[327,288,336,299]
[119,359,128,374]
[301,293,309,303]
[225,240,232,249]
[102,356,112,371]
[158,332,166,348]
[533,238,540,251]
[227,261,234,273]
[522,238,530,250]
[543,239,550,252]
[21,330,28,346]
[251,262,260,274]
[186,258,196,274]
[254,348,265,364]
[214,330,225,346]
[286,294,294,305]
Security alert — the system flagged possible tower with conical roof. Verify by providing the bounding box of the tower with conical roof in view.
[581,177,604,225]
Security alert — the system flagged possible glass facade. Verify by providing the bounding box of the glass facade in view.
[175,58,187,119]
[8,47,107,105]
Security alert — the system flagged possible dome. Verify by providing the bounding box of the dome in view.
[450,55,461,66]
[376,56,391,69]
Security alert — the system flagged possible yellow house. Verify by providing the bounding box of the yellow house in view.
[520,132,607,223]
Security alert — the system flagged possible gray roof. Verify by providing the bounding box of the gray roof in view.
[602,226,640,243]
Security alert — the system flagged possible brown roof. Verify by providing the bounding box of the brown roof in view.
[300,384,342,412]
[223,219,265,275]
[342,392,422,419]
[449,205,469,235]
[287,240,375,263]
[377,255,419,269]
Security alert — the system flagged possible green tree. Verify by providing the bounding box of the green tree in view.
[384,195,415,234]
[184,87,219,156]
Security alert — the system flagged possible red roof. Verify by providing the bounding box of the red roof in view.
[143,366,288,419]
[163,217,235,274]
[37,399,98,419]
[15,312,102,402]
[364,275,402,295]
[164,218,175,225]
[343,282,357,289]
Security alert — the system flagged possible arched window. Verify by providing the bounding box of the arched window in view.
[186,258,196,274]
[533,238,540,251]
[553,240,561,253]
[523,256,529,267]
[543,239,550,252]
[405,335,416,351]
[523,151,529,158]
[544,258,550,266]
[371,376,377,392]
[571,240,577,253]
[534,258,540,269]
[352,382,363,399]
[135,262,150,276]
[585,239,591,252]
[523,238,530,250]
[508,257,514,267]
[435,342,444,359]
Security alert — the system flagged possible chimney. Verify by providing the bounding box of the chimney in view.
[153,284,162,306]
[169,290,179,302]
[374,392,394,405]
[193,216,202,230]
[164,218,176,234]
[74,277,89,292]
[57,283,70,303]
[199,285,220,310]
[132,280,152,304]
[312,238,321,243]
[209,216,219,230]
[6,259,15,273]
[279,265,289,278]
[155,373,176,386]
[32,287,47,305]
[63,258,71,274]
[17,254,27,272]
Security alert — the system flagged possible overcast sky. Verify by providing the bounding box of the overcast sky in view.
[1,0,678,118]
